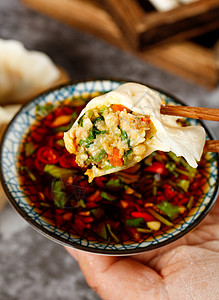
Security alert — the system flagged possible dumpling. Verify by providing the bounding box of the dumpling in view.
[0,39,60,104]
[64,82,206,182]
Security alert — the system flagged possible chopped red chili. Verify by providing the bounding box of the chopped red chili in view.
[37,146,60,164]
[144,161,166,175]
[59,153,77,168]
[131,211,155,222]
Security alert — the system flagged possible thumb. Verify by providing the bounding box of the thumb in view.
[65,247,165,300]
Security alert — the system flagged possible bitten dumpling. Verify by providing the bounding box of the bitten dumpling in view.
[64,83,206,182]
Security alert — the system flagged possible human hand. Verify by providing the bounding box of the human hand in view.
[65,198,219,300]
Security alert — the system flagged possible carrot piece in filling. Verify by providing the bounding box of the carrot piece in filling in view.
[108,148,123,167]
[141,115,151,123]
[111,104,130,112]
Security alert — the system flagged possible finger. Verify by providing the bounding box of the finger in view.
[130,237,188,269]
[65,247,165,300]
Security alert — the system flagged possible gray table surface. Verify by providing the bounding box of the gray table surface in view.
[0,1,219,300]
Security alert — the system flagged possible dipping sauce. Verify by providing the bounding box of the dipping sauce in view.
[18,93,210,244]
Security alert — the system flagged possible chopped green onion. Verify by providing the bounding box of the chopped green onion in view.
[147,208,174,226]
[168,152,197,176]
[126,218,144,228]
[92,116,107,135]
[152,184,157,196]
[93,116,104,125]
[120,129,128,140]
[77,198,86,208]
[56,139,65,147]
[96,223,108,240]
[175,167,195,178]
[106,178,122,188]
[103,164,113,170]
[85,142,94,148]
[167,151,182,164]
[123,149,133,165]
[106,223,120,243]
[53,124,71,132]
[40,202,52,208]
[124,149,133,157]
[187,196,194,210]
[79,130,95,147]
[86,110,93,118]
[156,201,179,220]
[44,165,74,178]
[71,111,77,120]
[84,158,91,166]
[99,106,107,114]
[25,142,36,156]
[78,114,85,127]
[36,103,54,118]
[93,127,107,135]
[100,191,117,201]
[91,208,104,219]
[87,130,95,140]
[184,165,197,176]
[177,179,190,192]
[79,140,85,146]
[23,167,36,181]
[136,228,153,233]
[165,161,176,172]
[127,138,132,149]
[92,149,106,163]
[52,180,66,208]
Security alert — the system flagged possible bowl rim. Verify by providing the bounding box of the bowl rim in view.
[0,78,219,255]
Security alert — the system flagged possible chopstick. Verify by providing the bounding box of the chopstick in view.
[160,105,219,153]
[160,105,219,121]
[204,140,219,152]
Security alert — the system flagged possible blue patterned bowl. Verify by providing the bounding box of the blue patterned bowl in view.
[1,79,218,255]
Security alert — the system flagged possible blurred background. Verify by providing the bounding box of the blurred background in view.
[0,0,219,299]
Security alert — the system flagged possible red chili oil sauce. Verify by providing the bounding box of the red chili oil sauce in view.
[17,94,210,244]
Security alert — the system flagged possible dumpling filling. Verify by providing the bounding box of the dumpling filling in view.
[66,104,156,182]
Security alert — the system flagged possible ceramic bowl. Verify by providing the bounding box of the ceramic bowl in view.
[0,79,218,255]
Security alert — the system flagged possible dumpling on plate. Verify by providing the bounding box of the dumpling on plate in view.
[64,83,206,182]
[0,39,61,104]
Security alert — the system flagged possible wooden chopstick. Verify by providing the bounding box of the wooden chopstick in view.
[204,140,219,152]
[160,105,219,121]
[160,105,219,153]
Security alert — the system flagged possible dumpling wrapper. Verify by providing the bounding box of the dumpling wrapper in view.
[64,82,206,180]
[0,39,60,103]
